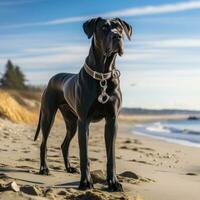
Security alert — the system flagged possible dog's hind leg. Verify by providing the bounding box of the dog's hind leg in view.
[59,105,78,173]
[39,95,58,175]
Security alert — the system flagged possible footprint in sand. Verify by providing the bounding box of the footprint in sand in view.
[48,159,62,164]
[18,158,37,163]
[90,158,99,162]
[123,139,135,144]
[22,150,31,153]
[120,146,130,150]
[0,163,9,167]
[70,155,78,159]
[49,148,57,153]
[91,149,101,153]
[132,147,139,151]
[16,165,35,170]
[49,154,60,158]
[129,159,153,165]
[52,147,61,150]
[140,147,155,151]
[186,172,198,176]
[32,143,39,146]
[0,149,8,152]
[49,165,63,170]
[133,139,142,145]
[3,132,9,136]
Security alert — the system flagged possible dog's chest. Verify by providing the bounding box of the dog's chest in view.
[88,102,107,122]
[88,92,121,122]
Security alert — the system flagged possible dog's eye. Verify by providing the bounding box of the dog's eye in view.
[102,25,108,31]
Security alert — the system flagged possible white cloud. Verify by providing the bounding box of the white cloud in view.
[1,37,200,70]
[0,44,89,68]
[104,1,200,18]
[26,45,88,54]
[153,38,200,48]
[43,16,89,26]
[0,53,85,69]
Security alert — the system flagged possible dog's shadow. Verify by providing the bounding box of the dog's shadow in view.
[0,167,111,191]
[0,167,44,185]
[0,167,81,188]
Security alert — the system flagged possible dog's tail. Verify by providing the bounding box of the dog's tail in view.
[34,108,42,141]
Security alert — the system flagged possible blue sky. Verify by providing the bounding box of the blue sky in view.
[0,0,200,110]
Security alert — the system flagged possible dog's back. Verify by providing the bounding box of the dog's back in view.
[34,72,77,141]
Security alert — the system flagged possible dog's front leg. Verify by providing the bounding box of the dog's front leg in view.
[105,117,123,192]
[78,120,93,190]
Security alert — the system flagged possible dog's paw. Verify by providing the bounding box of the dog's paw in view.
[78,180,94,190]
[107,180,124,192]
[39,167,50,175]
[66,166,79,174]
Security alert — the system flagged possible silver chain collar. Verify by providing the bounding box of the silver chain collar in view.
[98,69,121,104]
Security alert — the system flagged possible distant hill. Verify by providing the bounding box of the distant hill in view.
[121,107,200,116]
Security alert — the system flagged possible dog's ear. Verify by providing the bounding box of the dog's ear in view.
[115,18,132,40]
[83,17,101,39]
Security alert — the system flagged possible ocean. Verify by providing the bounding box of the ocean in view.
[133,119,200,147]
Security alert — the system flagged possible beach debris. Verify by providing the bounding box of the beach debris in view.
[20,185,42,196]
[118,171,155,184]
[0,181,20,192]
[119,171,139,179]
[91,170,106,184]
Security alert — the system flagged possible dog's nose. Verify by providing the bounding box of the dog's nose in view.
[112,34,122,40]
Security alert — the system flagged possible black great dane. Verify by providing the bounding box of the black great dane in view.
[34,17,132,191]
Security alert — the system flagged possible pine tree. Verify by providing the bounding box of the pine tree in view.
[0,60,26,90]
[15,66,26,89]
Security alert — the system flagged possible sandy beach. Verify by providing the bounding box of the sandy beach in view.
[1,0,200,198]
[0,115,199,200]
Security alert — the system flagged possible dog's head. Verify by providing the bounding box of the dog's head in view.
[83,17,132,57]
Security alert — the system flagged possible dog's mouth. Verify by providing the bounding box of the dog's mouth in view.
[114,41,124,56]
[117,47,124,56]
[105,46,124,57]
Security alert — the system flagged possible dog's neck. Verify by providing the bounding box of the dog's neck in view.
[86,39,117,73]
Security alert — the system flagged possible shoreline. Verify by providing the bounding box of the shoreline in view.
[119,119,200,200]
[132,118,200,148]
